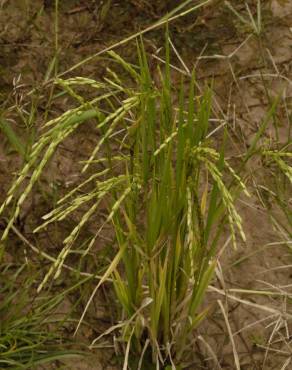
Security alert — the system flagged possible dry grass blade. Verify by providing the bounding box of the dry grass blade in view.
[218,300,241,370]
[198,335,222,370]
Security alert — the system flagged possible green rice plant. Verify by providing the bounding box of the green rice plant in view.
[259,145,292,238]
[262,147,292,184]
[0,36,249,368]
[0,262,85,369]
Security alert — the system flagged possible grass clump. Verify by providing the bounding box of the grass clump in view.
[0,36,249,368]
[0,262,83,369]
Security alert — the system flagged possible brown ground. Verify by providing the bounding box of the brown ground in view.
[0,1,291,369]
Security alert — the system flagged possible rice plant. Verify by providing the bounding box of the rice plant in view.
[0,36,249,368]
[259,144,292,238]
